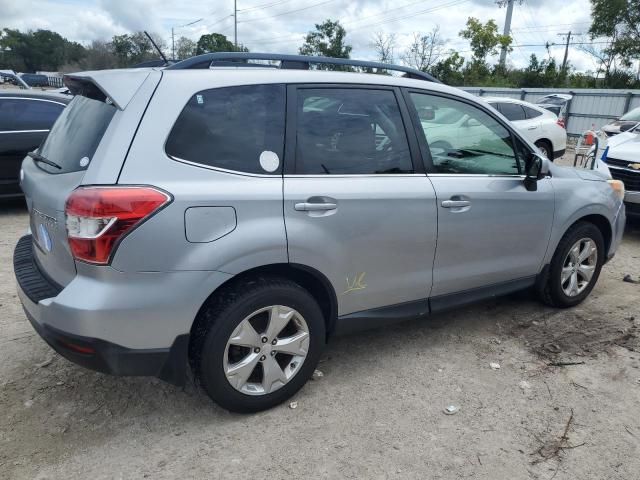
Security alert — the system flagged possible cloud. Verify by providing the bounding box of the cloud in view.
[0,0,613,74]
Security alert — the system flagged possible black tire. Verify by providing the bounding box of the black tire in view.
[192,276,325,413]
[538,222,605,308]
[535,140,553,160]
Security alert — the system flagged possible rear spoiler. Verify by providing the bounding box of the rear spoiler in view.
[63,69,153,110]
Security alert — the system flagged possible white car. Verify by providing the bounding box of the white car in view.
[484,97,567,160]
[600,128,640,216]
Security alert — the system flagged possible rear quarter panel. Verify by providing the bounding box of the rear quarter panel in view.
[113,72,287,274]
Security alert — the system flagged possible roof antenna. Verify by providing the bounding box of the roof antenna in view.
[144,30,168,66]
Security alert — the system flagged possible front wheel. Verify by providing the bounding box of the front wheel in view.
[539,222,605,308]
[193,277,325,413]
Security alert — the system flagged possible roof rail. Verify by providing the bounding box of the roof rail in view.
[166,52,441,84]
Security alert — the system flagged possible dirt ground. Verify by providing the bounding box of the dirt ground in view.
[2,185,640,479]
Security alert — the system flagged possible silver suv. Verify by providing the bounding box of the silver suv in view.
[14,54,626,412]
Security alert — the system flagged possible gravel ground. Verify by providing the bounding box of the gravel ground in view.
[2,174,640,479]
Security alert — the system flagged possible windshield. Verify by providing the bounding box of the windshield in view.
[37,95,116,174]
[620,107,640,122]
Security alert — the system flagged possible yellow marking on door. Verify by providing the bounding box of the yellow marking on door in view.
[343,272,367,294]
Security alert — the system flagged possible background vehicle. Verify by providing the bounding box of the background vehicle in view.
[535,93,572,127]
[0,70,30,89]
[602,107,640,137]
[0,91,69,197]
[601,129,640,216]
[19,73,49,87]
[484,97,567,159]
[14,53,625,413]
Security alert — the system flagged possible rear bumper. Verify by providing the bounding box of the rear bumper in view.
[14,234,232,385]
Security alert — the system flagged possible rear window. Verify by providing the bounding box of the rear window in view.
[37,95,116,174]
[165,84,286,175]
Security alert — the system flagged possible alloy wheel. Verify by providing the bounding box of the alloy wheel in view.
[223,305,310,395]
[561,237,598,297]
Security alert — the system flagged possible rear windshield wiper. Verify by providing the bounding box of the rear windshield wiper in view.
[27,151,62,170]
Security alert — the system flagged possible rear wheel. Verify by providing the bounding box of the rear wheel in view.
[535,140,552,160]
[192,277,325,413]
[539,222,604,308]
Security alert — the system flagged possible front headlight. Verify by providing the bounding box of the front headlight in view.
[608,179,625,201]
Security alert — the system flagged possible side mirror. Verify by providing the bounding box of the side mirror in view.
[524,153,549,191]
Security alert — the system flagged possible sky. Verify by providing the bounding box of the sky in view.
[0,0,605,72]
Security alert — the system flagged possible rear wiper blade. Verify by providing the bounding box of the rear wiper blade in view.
[27,151,62,170]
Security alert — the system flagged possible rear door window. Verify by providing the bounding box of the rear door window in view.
[0,98,64,131]
[294,88,414,174]
[37,95,116,174]
[165,84,286,175]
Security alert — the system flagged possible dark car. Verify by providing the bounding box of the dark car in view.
[0,91,69,197]
[19,73,50,87]
[602,107,640,137]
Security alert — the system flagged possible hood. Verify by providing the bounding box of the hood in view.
[604,131,640,162]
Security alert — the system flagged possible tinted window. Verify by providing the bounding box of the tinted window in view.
[0,98,64,131]
[410,92,520,175]
[498,102,526,121]
[295,88,413,174]
[523,105,543,119]
[166,84,285,174]
[38,95,116,174]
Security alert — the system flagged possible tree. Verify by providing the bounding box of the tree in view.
[459,17,512,65]
[589,0,640,64]
[299,19,352,59]
[371,32,396,64]
[109,32,166,67]
[401,27,444,72]
[0,28,86,71]
[175,36,196,60]
[430,51,465,85]
[196,33,247,54]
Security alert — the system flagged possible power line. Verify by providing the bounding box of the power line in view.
[237,0,337,24]
[237,0,293,12]
[347,0,471,32]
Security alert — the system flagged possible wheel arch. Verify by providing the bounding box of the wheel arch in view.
[190,263,339,346]
[535,137,553,155]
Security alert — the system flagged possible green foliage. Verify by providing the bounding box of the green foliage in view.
[0,28,85,71]
[589,0,640,62]
[195,33,247,55]
[459,18,512,65]
[430,51,464,85]
[299,19,352,59]
[175,37,196,60]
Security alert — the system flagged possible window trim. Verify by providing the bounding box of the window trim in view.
[401,88,534,176]
[284,83,423,176]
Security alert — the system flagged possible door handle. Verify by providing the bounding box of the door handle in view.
[294,202,337,212]
[527,126,538,130]
[441,200,470,208]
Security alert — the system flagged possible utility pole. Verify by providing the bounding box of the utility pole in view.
[557,31,573,71]
[499,0,514,67]
[234,0,238,48]
[171,27,175,60]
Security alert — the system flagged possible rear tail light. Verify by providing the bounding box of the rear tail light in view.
[65,186,171,264]
[556,119,566,129]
